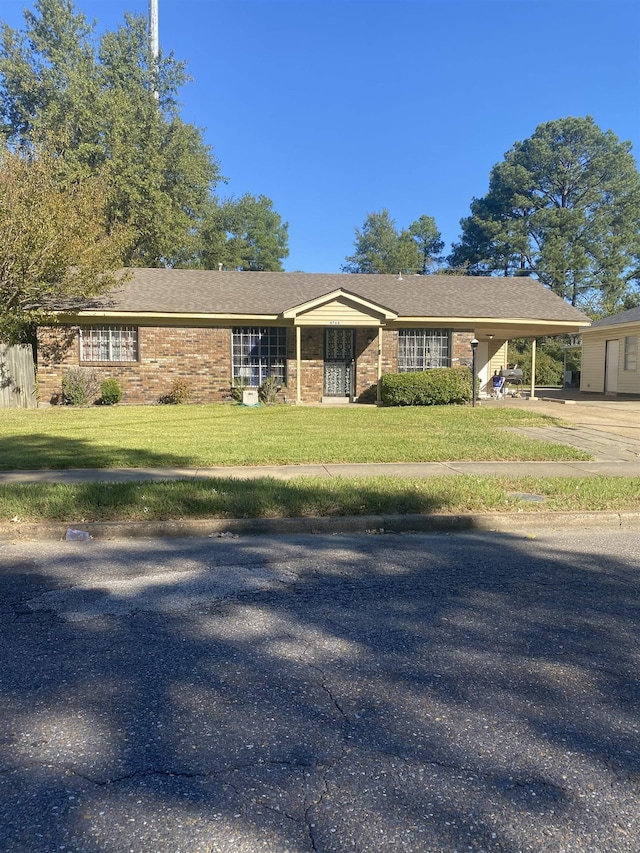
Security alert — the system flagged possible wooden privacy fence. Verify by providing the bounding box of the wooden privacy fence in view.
[0,344,37,408]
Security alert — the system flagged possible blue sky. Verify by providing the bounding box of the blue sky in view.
[3,0,639,272]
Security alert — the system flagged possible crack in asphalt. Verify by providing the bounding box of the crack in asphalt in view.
[289,636,355,851]
[316,670,350,723]
[502,776,567,793]
[306,660,359,850]
[1,756,325,785]
[304,774,330,852]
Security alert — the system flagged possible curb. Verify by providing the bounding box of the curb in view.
[2,511,640,541]
[540,396,577,405]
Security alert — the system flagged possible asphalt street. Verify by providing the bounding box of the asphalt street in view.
[1,529,639,852]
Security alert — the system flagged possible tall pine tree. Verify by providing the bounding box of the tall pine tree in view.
[449,117,640,311]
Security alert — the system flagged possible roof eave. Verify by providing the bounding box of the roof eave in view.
[53,310,282,323]
[583,320,639,335]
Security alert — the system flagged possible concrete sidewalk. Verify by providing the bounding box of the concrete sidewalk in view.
[1,458,639,484]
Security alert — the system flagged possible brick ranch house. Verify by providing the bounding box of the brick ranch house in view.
[37,269,591,405]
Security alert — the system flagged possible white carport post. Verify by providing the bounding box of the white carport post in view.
[529,337,538,400]
[296,325,301,404]
[376,326,383,404]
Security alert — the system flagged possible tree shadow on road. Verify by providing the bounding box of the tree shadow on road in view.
[0,529,638,851]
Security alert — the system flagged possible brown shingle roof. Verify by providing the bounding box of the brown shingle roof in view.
[63,268,590,323]
[586,305,640,330]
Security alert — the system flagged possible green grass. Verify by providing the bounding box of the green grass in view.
[0,404,588,469]
[1,476,638,523]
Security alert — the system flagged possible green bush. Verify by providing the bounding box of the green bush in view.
[158,379,192,405]
[380,368,472,406]
[99,377,123,405]
[510,337,566,386]
[230,376,250,403]
[522,351,563,386]
[61,367,101,406]
[259,375,281,404]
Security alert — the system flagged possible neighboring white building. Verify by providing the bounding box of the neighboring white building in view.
[581,306,640,395]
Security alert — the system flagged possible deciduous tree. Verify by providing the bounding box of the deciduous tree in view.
[0,0,220,267]
[0,145,129,343]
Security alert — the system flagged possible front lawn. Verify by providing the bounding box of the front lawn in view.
[0,403,588,470]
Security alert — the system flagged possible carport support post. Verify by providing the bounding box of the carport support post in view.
[530,338,538,401]
[470,337,479,407]
[376,327,383,404]
[296,325,301,404]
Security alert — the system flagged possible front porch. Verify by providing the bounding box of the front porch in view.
[286,325,476,404]
[282,287,574,405]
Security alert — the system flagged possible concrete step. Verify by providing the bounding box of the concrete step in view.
[321,396,351,405]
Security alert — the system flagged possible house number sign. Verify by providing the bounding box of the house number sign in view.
[329,320,340,325]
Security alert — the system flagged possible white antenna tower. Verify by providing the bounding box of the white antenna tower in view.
[148,0,159,99]
[149,0,159,58]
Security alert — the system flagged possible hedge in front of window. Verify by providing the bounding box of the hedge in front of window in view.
[380,368,472,406]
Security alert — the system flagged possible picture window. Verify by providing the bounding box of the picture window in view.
[232,327,287,386]
[398,329,451,371]
[79,326,138,362]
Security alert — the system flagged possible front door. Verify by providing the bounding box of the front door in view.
[324,328,355,398]
[605,339,619,394]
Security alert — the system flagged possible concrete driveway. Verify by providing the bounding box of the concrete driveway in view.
[486,391,640,462]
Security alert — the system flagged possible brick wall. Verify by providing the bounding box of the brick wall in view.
[37,326,79,404]
[37,324,477,405]
[293,327,324,403]
[354,330,378,402]
[353,328,396,402]
[452,331,474,366]
[38,325,235,405]
[290,328,397,403]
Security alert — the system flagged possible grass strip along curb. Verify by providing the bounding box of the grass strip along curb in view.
[1,475,639,525]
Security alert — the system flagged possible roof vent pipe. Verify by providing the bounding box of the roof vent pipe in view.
[218,263,223,271]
